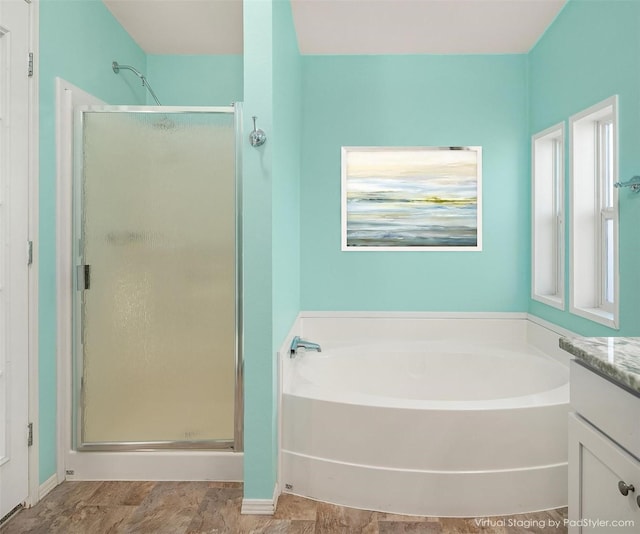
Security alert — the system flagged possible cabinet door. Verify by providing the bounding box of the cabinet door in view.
[569,413,640,533]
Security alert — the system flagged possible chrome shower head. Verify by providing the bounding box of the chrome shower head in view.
[112,60,162,106]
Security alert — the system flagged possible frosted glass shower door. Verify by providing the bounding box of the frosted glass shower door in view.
[75,108,238,448]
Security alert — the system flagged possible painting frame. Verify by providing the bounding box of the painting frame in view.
[341,146,483,251]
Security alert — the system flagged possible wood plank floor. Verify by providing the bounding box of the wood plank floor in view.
[1,482,568,533]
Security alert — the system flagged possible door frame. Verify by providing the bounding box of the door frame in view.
[26,0,40,508]
[55,78,105,484]
[73,105,241,453]
[0,0,37,512]
[55,91,244,481]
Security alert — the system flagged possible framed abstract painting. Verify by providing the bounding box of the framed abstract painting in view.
[341,146,482,251]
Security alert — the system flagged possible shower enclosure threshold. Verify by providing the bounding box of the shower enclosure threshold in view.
[76,439,235,452]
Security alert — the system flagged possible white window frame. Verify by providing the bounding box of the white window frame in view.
[569,95,619,329]
[532,122,565,310]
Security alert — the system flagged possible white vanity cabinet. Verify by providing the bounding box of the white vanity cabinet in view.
[569,360,640,533]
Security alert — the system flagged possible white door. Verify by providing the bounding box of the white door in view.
[0,0,30,519]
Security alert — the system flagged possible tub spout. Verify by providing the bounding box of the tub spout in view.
[290,336,322,357]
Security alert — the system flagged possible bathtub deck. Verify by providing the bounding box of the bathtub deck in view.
[1,481,567,533]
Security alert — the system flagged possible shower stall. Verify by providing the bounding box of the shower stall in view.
[71,105,242,452]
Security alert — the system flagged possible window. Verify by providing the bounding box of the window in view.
[569,96,619,328]
[532,123,565,309]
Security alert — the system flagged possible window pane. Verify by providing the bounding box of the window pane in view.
[532,126,564,305]
[604,121,614,208]
[570,99,617,325]
[553,138,562,217]
[605,217,614,304]
[555,214,563,296]
[552,138,562,296]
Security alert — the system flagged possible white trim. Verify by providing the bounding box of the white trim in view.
[55,79,105,483]
[531,121,565,310]
[531,122,565,144]
[568,306,617,330]
[569,95,619,330]
[26,0,40,509]
[533,295,564,311]
[37,474,58,501]
[299,311,528,320]
[241,483,279,515]
[300,311,578,344]
[526,313,578,340]
[570,95,618,124]
[65,450,242,481]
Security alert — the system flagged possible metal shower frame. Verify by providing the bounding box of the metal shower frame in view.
[71,104,244,453]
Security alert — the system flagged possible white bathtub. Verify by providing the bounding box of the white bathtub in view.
[280,315,570,517]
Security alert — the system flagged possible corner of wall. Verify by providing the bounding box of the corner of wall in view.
[241,483,280,515]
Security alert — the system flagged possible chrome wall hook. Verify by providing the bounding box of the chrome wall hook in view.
[249,116,266,147]
[614,176,640,193]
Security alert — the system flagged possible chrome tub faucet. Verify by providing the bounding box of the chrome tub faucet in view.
[290,336,322,357]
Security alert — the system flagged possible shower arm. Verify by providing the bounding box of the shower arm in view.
[112,61,161,106]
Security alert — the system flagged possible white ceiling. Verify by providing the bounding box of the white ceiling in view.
[103,0,244,55]
[293,0,567,55]
[103,0,567,56]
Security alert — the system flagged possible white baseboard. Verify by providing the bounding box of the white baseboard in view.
[64,450,243,481]
[38,474,59,501]
[526,313,577,338]
[241,483,280,515]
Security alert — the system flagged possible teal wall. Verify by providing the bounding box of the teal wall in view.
[242,0,301,499]
[242,0,276,500]
[37,0,640,500]
[272,0,302,351]
[268,0,302,498]
[528,0,640,336]
[39,0,146,484]
[243,0,301,499]
[300,55,530,311]
[38,0,289,497]
[146,55,243,105]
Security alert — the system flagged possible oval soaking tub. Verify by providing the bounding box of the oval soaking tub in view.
[281,323,569,518]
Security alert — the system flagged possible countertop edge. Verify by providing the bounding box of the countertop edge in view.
[559,336,640,395]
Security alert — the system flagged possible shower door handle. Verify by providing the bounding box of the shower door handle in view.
[76,264,91,290]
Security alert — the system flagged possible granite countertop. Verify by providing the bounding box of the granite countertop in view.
[560,336,640,394]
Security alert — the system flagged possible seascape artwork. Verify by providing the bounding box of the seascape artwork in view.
[342,147,482,251]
